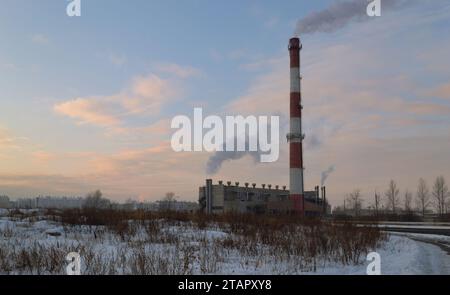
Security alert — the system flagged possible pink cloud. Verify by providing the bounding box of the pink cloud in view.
[54,97,120,127]
[0,127,16,148]
[54,73,181,128]
[32,151,55,163]
[429,82,450,100]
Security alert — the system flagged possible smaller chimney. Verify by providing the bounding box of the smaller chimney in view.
[262,184,266,189]
[218,180,223,185]
[268,184,272,189]
[315,186,319,203]
[235,182,239,187]
[321,186,326,200]
[245,182,249,188]
[283,185,286,190]
[227,181,232,186]
[276,185,279,190]
[252,183,256,188]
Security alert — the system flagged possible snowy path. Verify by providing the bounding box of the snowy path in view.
[389,233,450,275]
[374,234,450,275]
[413,238,450,274]
[310,235,450,275]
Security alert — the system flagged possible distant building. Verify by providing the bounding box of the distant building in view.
[36,196,83,209]
[0,195,11,208]
[11,196,83,209]
[199,179,331,216]
[115,200,198,212]
[157,200,198,212]
[332,206,380,217]
[14,198,37,209]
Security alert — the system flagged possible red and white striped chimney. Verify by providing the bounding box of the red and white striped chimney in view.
[288,37,304,215]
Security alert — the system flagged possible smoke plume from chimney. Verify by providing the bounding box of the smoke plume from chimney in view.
[206,141,260,175]
[295,0,407,35]
[205,116,288,175]
[321,165,335,186]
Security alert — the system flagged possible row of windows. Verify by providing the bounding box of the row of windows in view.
[224,191,289,202]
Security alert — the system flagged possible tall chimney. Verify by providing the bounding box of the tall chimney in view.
[206,179,213,214]
[288,37,304,216]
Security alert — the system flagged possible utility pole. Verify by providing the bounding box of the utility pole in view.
[374,190,380,217]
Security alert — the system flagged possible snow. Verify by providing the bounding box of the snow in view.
[378,224,450,230]
[377,221,450,226]
[1,216,449,275]
[286,235,450,275]
[376,234,450,275]
[0,209,9,217]
[358,222,450,230]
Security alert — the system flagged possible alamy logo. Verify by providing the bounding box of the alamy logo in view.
[367,0,381,17]
[66,0,81,17]
[66,252,81,275]
[366,252,381,275]
[170,108,280,162]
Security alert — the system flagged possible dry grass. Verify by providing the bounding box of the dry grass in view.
[0,209,386,274]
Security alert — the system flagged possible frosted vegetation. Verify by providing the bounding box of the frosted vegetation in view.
[0,209,386,275]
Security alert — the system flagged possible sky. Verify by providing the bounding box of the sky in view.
[0,0,450,207]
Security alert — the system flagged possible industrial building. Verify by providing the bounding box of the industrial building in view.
[199,180,330,216]
[198,37,331,216]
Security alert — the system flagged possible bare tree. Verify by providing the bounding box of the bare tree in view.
[347,189,363,216]
[83,190,111,209]
[432,176,449,216]
[374,190,380,217]
[160,192,177,211]
[403,190,413,214]
[385,180,400,214]
[415,178,430,217]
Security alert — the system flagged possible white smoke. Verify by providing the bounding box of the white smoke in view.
[295,0,408,35]
[205,115,288,175]
[321,165,336,186]
[206,141,261,175]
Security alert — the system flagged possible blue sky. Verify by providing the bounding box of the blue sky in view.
[1,0,450,206]
[1,0,325,150]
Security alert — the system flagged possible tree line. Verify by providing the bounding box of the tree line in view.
[341,176,449,218]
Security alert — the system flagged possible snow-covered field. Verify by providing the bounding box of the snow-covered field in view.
[0,209,448,275]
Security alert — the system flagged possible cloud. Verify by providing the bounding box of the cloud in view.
[31,34,49,45]
[227,58,287,115]
[0,127,21,150]
[77,142,210,200]
[107,53,127,66]
[54,73,179,128]
[0,139,209,201]
[54,97,121,127]
[32,151,56,163]
[0,129,15,148]
[0,173,95,197]
[429,82,450,100]
[228,49,248,60]
[155,63,201,78]
[126,74,178,114]
[2,63,19,71]
[265,16,279,28]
